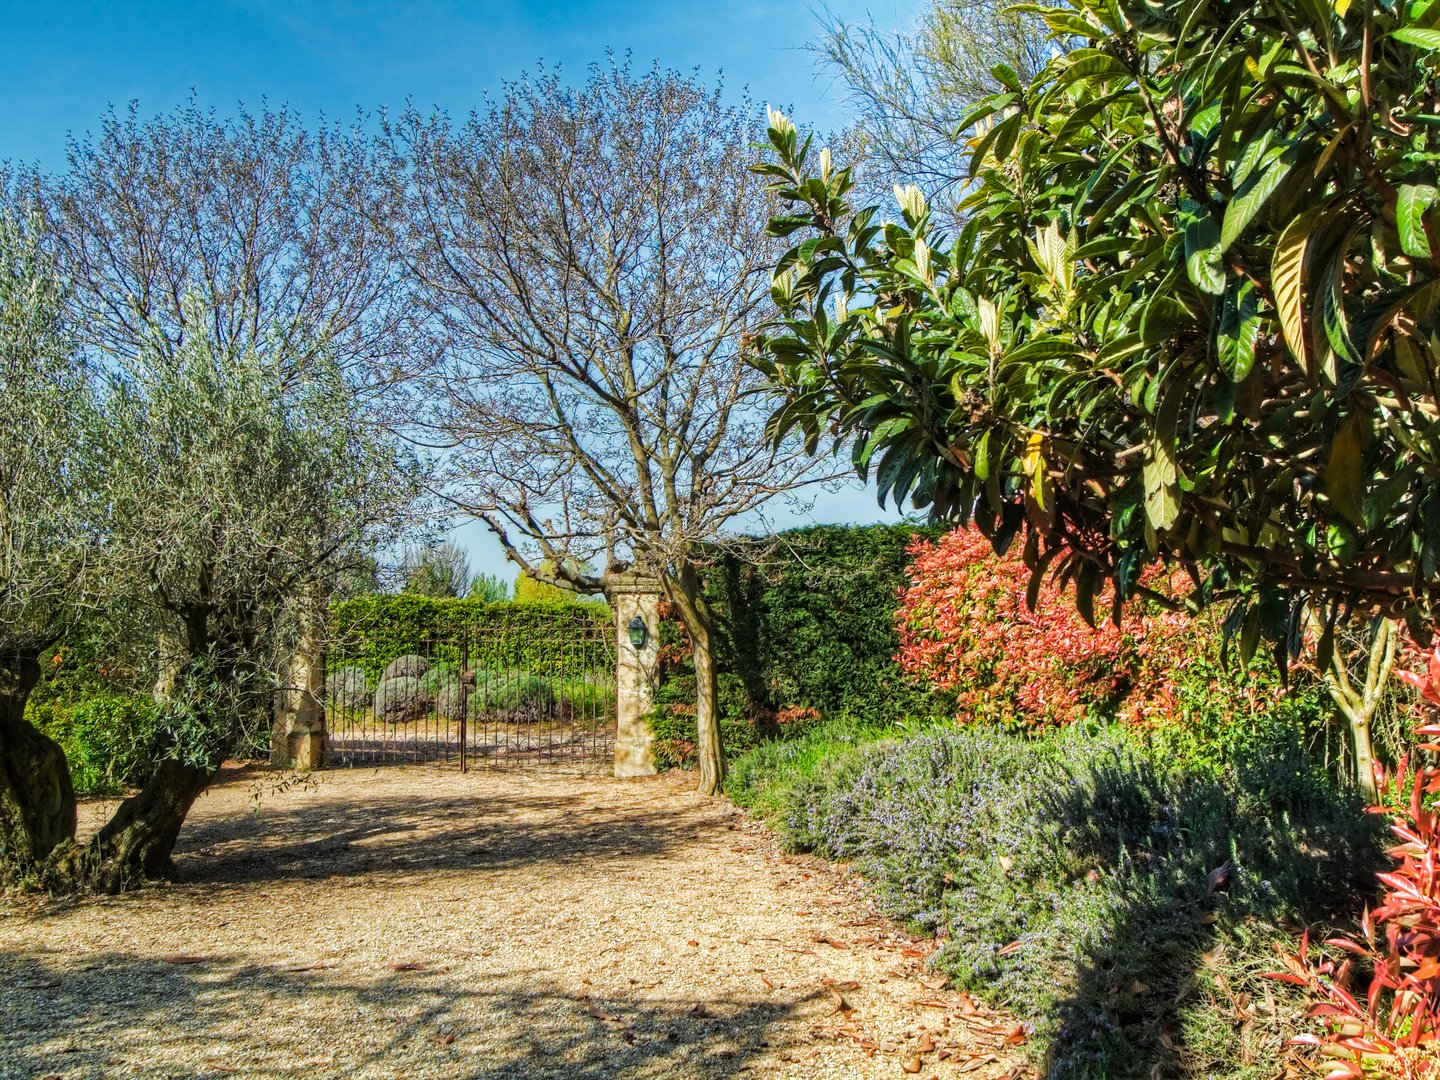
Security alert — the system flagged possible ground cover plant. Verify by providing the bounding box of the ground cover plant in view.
[724,715,895,819]
[745,723,1384,1077]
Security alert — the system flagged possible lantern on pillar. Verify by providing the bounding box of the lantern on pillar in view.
[627,615,648,648]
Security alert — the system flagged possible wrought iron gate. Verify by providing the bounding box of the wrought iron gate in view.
[320,613,616,769]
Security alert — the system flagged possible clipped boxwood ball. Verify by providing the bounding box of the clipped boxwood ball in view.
[432,681,466,722]
[373,675,431,723]
[324,665,370,710]
[381,654,429,681]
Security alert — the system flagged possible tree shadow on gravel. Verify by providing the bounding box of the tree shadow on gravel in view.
[0,947,803,1079]
[1032,749,1382,1079]
[169,787,705,886]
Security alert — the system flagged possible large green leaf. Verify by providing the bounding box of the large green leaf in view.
[1221,154,1292,250]
[1324,409,1370,529]
[1143,441,1181,531]
[1218,278,1262,380]
[1397,183,1438,259]
[1393,27,1440,48]
[1184,213,1227,294]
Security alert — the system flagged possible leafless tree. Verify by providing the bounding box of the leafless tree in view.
[380,61,839,794]
[12,99,425,403]
[814,0,1059,210]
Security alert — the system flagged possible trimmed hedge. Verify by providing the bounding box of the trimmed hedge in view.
[654,524,952,730]
[327,596,614,683]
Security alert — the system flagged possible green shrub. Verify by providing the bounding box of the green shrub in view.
[327,596,612,683]
[556,678,615,715]
[468,673,560,722]
[28,693,162,796]
[767,724,1383,1078]
[431,681,466,721]
[373,675,430,723]
[418,662,458,696]
[381,653,429,681]
[323,665,370,710]
[725,716,892,820]
[652,524,952,728]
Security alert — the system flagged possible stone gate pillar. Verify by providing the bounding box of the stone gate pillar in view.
[272,608,327,770]
[608,573,662,778]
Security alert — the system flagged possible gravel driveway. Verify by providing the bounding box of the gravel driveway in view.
[0,764,1028,1079]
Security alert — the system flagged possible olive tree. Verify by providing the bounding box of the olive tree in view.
[0,212,95,870]
[380,62,838,794]
[1,290,419,891]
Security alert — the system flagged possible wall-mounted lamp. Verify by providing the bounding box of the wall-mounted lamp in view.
[627,615,648,648]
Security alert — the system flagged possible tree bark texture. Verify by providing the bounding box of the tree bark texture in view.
[0,649,78,874]
[1,641,220,893]
[84,758,216,892]
[1315,615,1400,801]
[667,564,726,796]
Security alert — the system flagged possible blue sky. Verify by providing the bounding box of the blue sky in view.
[1,0,920,582]
[1,1,915,168]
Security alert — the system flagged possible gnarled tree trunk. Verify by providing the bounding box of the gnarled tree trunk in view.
[40,637,227,894]
[0,649,78,876]
[667,563,726,796]
[82,758,215,893]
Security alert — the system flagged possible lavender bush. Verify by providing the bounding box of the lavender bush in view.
[323,665,370,710]
[773,725,1383,1078]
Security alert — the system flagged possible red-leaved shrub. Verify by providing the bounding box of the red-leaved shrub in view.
[895,526,1255,728]
[1273,642,1440,1079]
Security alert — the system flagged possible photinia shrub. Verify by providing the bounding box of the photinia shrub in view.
[1399,644,1440,710]
[896,527,1270,729]
[1274,641,1440,1079]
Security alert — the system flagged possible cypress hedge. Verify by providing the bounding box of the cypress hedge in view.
[327,595,614,682]
[658,523,953,730]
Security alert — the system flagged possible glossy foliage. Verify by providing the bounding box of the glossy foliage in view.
[756,0,1440,646]
[897,525,1301,727]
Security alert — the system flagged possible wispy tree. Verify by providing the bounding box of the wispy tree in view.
[380,61,838,793]
[1,286,420,891]
[0,212,96,869]
[815,0,1059,207]
[401,540,472,598]
[14,99,424,401]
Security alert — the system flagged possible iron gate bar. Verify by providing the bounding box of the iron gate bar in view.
[321,608,616,770]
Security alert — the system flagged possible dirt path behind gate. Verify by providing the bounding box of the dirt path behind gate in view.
[0,766,1028,1079]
